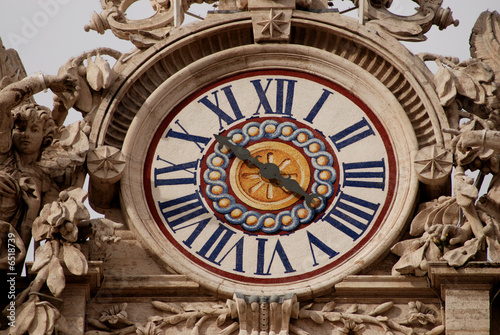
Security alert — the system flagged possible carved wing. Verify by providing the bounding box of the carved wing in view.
[0,37,28,89]
[470,10,500,84]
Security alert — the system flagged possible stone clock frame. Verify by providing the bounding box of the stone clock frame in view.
[90,11,449,299]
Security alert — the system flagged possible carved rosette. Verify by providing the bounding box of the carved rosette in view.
[87,145,125,211]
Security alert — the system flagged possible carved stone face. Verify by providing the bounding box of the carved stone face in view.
[12,118,44,156]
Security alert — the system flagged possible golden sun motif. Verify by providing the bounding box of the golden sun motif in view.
[230,142,311,211]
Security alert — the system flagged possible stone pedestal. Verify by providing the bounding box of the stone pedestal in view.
[428,261,500,334]
[444,286,490,335]
[60,284,89,334]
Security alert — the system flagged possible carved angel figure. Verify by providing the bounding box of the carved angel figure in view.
[0,73,78,270]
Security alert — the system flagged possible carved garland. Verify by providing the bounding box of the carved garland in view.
[86,295,444,335]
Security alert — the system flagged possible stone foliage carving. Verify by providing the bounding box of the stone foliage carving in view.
[353,0,458,41]
[4,188,122,334]
[55,47,121,124]
[392,10,500,275]
[0,41,124,333]
[85,296,443,335]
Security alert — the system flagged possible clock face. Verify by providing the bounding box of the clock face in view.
[143,70,397,284]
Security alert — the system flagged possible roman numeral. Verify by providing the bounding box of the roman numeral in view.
[303,89,334,123]
[166,120,211,153]
[307,231,339,266]
[343,159,386,190]
[198,85,244,130]
[255,238,296,275]
[195,224,245,273]
[175,219,245,273]
[154,156,197,187]
[329,117,375,151]
[251,78,296,115]
[323,191,380,241]
[157,191,209,229]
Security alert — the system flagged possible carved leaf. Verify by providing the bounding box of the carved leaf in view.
[63,243,88,275]
[87,55,103,91]
[309,311,324,324]
[345,304,358,314]
[57,64,93,113]
[451,67,481,102]
[216,313,227,326]
[443,237,482,267]
[324,313,341,322]
[369,302,393,316]
[425,325,446,335]
[94,54,114,89]
[486,231,500,261]
[434,63,457,106]
[454,175,479,207]
[11,298,36,335]
[165,314,185,324]
[321,301,336,312]
[391,240,427,275]
[470,11,500,84]
[152,301,182,314]
[31,242,53,272]
[44,304,58,334]
[32,216,50,241]
[28,305,48,335]
[47,258,65,297]
[301,303,313,310]
[186,315,197,328]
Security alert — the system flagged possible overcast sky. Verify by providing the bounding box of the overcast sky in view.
[0,0,498,109]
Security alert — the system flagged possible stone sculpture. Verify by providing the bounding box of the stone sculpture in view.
[0,73,77,271]
[392,10,500,275]
[0,39,123,333]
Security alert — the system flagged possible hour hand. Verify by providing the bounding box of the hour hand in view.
[214,134,261,167]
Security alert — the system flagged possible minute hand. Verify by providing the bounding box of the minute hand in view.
[214,135,322,208]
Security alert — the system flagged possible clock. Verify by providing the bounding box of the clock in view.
[121,46,419,298]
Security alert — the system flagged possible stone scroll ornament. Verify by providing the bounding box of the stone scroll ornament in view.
[391,10,500,276]
[353,0,459,41]
[85,295,444,335]
[84,0,217,48]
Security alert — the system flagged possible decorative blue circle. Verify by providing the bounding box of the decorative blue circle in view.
[204,119,336,233]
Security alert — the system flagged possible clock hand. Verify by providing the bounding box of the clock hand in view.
[214,134,322,208]
[214,134,259,165]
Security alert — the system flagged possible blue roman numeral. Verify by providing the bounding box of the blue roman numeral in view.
[157,191,209,229]
[329,117,375,151]
[255,238,295,275]
[343,159,386,190]
[154,156,197,186]
[198,85,244,130]
[306,231,339,266]
[304,89,334,123]
[166,120,211,153]
[251,78,296,115]
[323,191,380,241]
[196,225,244,273]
